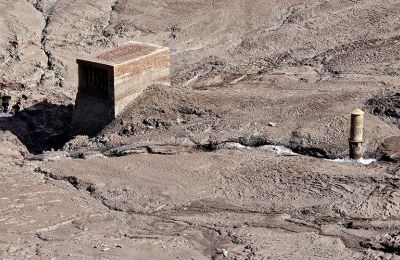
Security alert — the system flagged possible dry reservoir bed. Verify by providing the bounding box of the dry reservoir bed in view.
[0,148,399,259]
[1,0,400,259]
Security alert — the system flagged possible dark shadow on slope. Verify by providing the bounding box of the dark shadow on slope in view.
[367,92,400,126]
[0,101,73,154]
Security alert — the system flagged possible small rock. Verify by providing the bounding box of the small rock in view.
[222,249,228,257]
[377,136,400,162]
[101,248,110,251]
[268,122,276,127]
[115,244,123,248]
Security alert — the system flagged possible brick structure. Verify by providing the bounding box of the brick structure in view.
[71,41,170,135]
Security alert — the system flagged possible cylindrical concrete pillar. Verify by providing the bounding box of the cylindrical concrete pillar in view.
[349,108,364,160]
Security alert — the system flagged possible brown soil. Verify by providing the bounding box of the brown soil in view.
[0,0,400,259]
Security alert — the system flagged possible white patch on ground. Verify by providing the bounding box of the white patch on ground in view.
[256,145,298,156]
[221,142,251,150]
[0,113,12,117]
[220,142,298,156]
[328,157,377,165]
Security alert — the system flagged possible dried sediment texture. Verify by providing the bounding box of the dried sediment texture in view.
[0,149,393,259]
[96,44,154,63]
[1,0,400,259]
[0,0,47,86]
[1,0,399,90]
[0,1,398,154]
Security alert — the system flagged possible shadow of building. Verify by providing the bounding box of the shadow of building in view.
[0,101,73,154]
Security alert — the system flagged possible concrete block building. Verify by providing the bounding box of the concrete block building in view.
[71,41,170,135]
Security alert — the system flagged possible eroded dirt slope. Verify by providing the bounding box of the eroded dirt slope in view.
[0,0,400,259]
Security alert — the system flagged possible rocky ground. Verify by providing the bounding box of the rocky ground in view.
[1,0,400,259]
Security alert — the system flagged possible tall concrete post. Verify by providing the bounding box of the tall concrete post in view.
[349,108,364,160]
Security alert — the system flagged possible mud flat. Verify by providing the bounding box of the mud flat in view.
[0,0,400,259]
[0,148,399,259]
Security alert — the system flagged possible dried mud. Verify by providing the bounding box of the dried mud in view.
[1,0,400,259]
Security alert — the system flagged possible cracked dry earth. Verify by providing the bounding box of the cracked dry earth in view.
[1,0,400,259]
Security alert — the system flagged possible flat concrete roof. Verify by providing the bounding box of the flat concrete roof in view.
[77,41,169,67]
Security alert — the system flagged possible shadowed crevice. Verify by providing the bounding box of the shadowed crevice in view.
[0,101,73,154]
